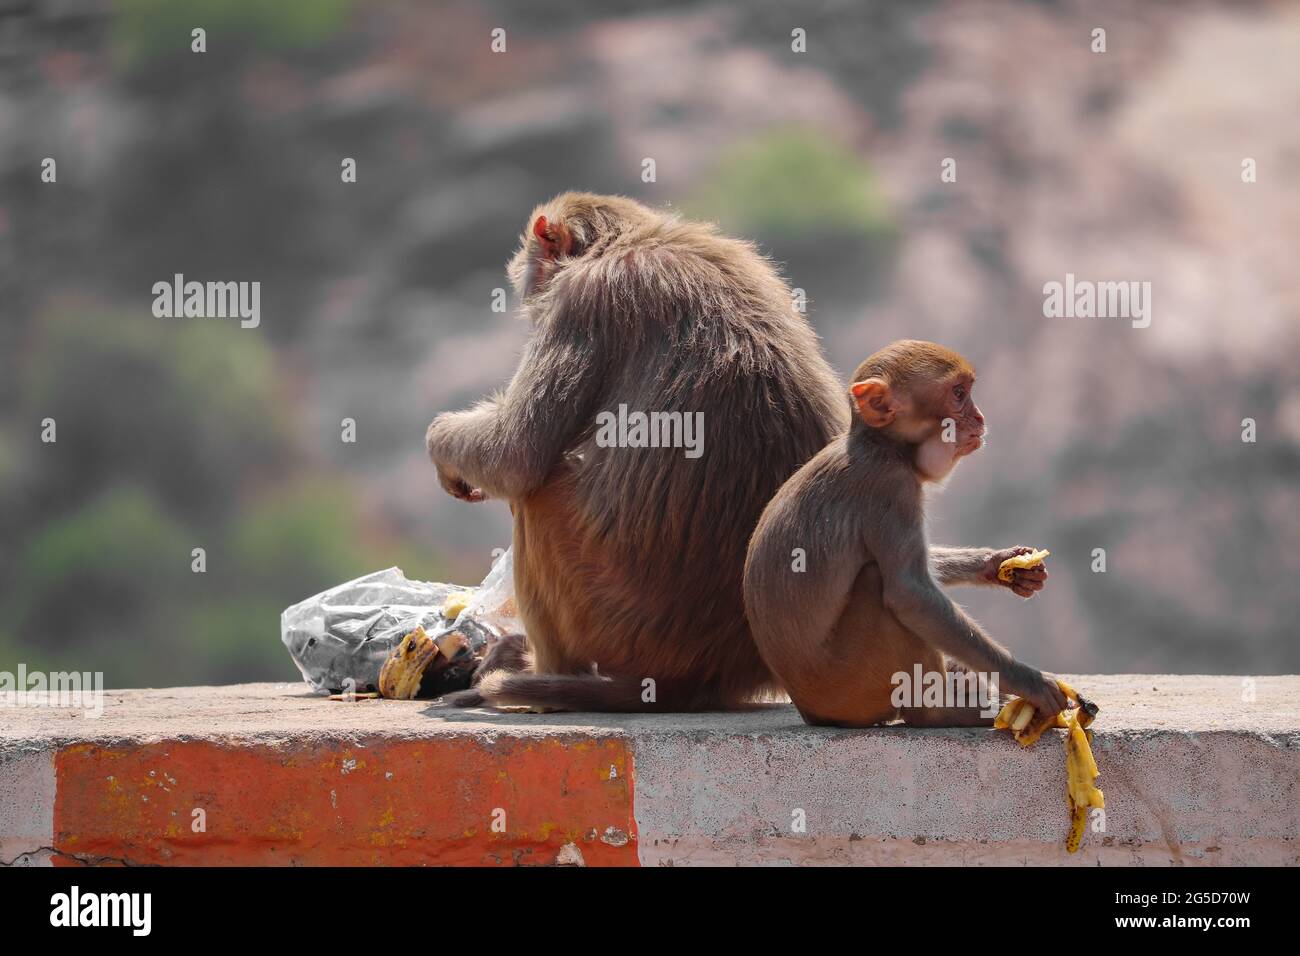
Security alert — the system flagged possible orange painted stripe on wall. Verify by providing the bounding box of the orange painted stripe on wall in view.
[53,737,639,866]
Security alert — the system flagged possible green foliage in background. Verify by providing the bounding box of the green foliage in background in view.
[1,306,439,687]
[114,0,352,67]
[12,485,192,628]
[687,128,894,242]
[229,479,391,600]
[20,310,292,522]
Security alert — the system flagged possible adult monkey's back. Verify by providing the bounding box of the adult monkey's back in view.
[427,193,846,711]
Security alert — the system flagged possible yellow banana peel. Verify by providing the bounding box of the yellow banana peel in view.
[995,679,1104,853]
[377,626,440,700]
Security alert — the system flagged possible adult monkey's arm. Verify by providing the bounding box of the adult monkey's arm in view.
[425,321,604,502]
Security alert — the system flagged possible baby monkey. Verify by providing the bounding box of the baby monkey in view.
[743,339,1067,727]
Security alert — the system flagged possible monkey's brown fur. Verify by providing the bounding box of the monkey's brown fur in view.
[426,193,846,711]
[744,340,1065,727]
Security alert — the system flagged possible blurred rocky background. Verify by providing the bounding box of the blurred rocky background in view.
[1,0,1296,686]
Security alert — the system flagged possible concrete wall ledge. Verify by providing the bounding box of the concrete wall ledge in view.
[2,676,1296,866]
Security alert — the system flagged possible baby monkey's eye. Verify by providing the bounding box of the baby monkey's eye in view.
[953,384,967,402]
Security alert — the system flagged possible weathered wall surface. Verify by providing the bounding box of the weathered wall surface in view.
[2,677,1296,866]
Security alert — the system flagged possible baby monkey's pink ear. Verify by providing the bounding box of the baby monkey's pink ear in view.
[850,378,897,428]
[532,215,573,260]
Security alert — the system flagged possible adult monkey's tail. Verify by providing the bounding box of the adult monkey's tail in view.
[441,636,728,711]
[448,670,658,712]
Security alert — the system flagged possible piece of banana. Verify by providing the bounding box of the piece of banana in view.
[997,548,1050,583]
[992,697,1021,729]
[1011,699,1035,731]
[442,590,475,620]
[1016,708,1069,748]
[992,697,1066,746]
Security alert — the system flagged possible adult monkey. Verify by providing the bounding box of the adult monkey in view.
[426,192,846,711]
[744,340,1067,727]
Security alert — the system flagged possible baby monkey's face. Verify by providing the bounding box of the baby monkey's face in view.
[909,373,985,481]
[851,354,985,483]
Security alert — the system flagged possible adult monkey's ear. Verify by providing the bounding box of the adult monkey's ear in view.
[850,378,897,428]
[532,215,573,260]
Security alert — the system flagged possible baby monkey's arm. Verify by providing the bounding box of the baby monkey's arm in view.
[930,545,1049,597]
[929,547,995,586]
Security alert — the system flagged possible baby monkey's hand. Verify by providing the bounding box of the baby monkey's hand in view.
[984,546,1049,598]
[1006,665,1070,715]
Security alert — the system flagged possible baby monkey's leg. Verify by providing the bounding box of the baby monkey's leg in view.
[899,656,998,727]
[777,568,997,728]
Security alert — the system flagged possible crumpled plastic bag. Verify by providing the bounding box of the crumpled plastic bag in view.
[280,548,522,694]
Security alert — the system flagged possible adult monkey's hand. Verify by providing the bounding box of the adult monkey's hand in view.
[435,461,486,502]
